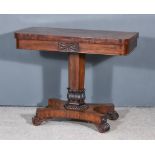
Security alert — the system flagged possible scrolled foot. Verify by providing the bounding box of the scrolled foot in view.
[107,111,119,120]
[97,118,110,133]
[32,116,43,126]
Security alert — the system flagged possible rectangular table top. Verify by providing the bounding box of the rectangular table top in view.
[15,27,139,55]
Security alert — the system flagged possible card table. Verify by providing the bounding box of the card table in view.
[15,27,138,133]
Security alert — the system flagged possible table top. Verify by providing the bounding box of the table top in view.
[15,27,139,55]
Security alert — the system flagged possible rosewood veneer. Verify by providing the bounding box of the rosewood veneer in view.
[15,27,138,133]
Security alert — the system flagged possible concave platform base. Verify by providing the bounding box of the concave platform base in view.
[32,99,119,133]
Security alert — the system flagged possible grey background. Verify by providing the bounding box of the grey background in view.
[0,14,155,107]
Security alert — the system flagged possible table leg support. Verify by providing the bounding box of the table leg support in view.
[32,99,119,133]
[32,53,119,133]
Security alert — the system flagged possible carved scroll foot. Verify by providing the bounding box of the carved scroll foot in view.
[97,117,110,133]
[107,111,119,120]
[32,116,43,126]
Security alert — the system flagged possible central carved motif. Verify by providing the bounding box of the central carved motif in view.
[58,42,79,52]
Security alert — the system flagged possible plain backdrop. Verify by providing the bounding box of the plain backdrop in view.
[0,14,155,106]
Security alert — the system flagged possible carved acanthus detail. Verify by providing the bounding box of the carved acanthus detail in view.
[64,88,88,111]
[58,42,79,53]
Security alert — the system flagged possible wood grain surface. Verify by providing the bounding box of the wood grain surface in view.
[15,27,138,55]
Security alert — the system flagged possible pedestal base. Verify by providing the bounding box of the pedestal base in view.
[32,99,119,133]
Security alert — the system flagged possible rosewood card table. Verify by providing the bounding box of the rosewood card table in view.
[15,27,138,133]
